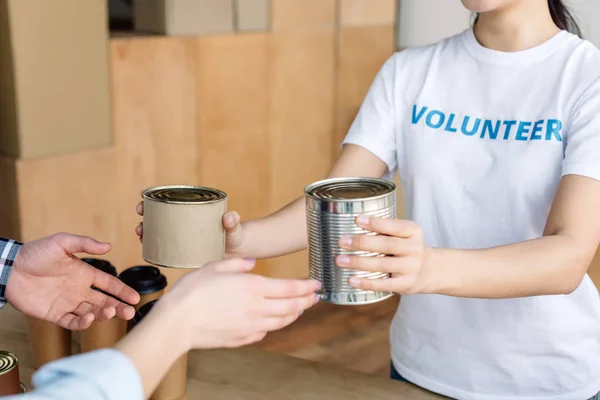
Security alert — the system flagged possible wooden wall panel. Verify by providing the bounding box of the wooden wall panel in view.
[0,156,20,239]
[270,0,336,30]
[110,37,200,279]
[333,26,396,157]
[269,30,335,203]
[265,28,336,278]
[15,148,117,250]
[339,0,397,27]
[196,33,271,222]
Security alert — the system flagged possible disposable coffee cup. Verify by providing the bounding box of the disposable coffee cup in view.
[0,351,22,395]
[132,300,188,400]
[26,317,71,369]
[142,185,227,269]
[79,258,127,353]
[119,266,168,311]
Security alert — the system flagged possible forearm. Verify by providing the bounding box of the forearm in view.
[237,144,389,261]
[429,234,594,298]
[115,301,186,398]
[240,197,308,259]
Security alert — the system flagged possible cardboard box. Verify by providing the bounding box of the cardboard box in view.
[133,0,234,36]
[234,0,269,31]
[0,0,112,159]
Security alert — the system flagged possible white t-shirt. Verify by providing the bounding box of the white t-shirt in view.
[343,28,600,400]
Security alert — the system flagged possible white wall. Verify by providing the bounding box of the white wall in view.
[396,0,470,47]
[566,0,600,46]
[397,0,600,48]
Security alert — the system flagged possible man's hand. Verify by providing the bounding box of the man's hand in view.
[6,233,140,330]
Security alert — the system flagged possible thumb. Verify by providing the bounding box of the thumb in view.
[223,211,244,251]
[223,211,241,232]
[58,233,111,256]
[212,258,256,273]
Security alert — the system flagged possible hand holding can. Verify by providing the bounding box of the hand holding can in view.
[305,177,397,305]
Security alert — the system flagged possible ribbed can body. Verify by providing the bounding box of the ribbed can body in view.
[305,177,396,305]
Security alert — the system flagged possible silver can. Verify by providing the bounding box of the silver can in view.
[305,177,397,305]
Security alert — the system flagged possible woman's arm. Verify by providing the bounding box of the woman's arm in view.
[229,144,390,259]
[340,174,600,298]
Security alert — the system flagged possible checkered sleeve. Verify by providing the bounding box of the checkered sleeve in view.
[0,238,23,309]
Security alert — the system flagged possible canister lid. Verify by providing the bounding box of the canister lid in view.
[81,258,117,277]
[0,351,18,376]
[131,300,158,328]
[142,185,226,204]
[119,266,167,295]
[305,177,395,201]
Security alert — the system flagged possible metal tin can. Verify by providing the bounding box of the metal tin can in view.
[142,185,227,269]
[305,177,396,305]
[0,351,22,396]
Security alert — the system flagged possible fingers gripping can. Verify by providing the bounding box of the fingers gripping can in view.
[305,177,397,305]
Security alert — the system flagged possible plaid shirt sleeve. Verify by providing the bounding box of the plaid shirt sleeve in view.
[0,238,23,309]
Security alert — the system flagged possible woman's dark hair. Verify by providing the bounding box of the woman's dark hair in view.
[548,0,582,36]
[474,0,582,37]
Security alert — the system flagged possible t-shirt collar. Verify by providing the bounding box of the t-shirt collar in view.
[460,26,572,65]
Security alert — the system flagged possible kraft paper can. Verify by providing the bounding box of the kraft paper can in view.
[26,317,71,369]
[142,185,227,269]
[0,351,21,396]
[132,300,188,400]
[79,258,127,353]
[305,177,397,305]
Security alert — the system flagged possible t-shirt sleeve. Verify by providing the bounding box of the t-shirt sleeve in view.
[562,79,600,182]
[341,55,398,173]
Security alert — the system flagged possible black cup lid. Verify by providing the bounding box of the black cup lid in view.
[119,266,167,295]
[131,300,158,328]
[81,258,117,277]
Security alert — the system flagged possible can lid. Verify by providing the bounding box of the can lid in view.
[119,266,167,295]
[305,177,395,201]
[81,258,117,277]
[131,300,158,328]
[142,185,226,205]
[0,351,18,376]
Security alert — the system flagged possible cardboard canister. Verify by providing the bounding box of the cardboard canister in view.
[0,351,23,395]
[132,300,188,400]
[79,258,127,353]
[26,317,71,369]
[142,185,227,269]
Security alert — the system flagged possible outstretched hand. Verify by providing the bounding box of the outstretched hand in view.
[6,233,140,330]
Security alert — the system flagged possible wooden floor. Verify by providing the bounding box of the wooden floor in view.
[250,294,400,377]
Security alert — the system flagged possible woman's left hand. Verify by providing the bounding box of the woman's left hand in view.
[335,215,435,294]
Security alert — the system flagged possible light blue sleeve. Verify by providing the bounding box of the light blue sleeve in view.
[4,349,143,400]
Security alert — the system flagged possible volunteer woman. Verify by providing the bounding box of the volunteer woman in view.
[139,0,600,398]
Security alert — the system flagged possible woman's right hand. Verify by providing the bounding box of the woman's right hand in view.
[135,201,247,257]
[155,258,320,350]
